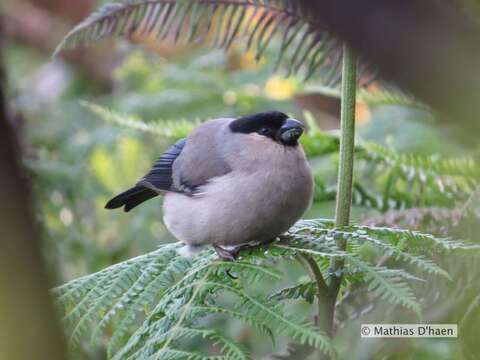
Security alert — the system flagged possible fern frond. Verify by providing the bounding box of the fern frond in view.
[358,143,480,208]
[302,116,478,209]
[358,88,430,112]
[123,273,333,358]
[362,143,480,179]
[214,281,333,353]
[53,218,476,358]
[354,225,480,254]
[82,101,199,139]
[143,326,250,360]
[297,222,478,276]
[54,0,375,84]
[269,281,316,304]
[94,255,190,347]
[153,348,227,360]
[303,85,429,112]
[282,226,423,315]
[57,245,180,346]
[346,256,422,317]
[345,230,451,280]
[113,267,217,359]
[286,220,476,316]
[187,305,275,341]
[361,207,464,235]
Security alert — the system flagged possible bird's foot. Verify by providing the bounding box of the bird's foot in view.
[213,245,242,261]
[213,239,276,261]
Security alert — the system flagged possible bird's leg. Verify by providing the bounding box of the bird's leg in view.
[213,238,278,261]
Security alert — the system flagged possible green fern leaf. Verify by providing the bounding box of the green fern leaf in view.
[52,219,477,358]
[344,230,452,280]
[54,0,376,84]
[269,281,317,304]
[81,101,199,139]
[347,256,422,317]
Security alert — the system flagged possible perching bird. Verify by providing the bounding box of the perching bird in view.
[105,111,313,260]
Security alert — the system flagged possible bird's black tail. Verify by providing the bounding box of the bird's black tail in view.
[105,186,158,212]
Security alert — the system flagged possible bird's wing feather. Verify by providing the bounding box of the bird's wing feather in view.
[171,119,232,193]
[105,139,186,212]
[137,138,186,192]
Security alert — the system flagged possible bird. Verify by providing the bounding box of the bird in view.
[105,111,313,260]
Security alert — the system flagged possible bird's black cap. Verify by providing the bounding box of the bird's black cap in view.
[229,111,303,146]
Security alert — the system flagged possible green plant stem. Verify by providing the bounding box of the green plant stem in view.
[297,255,329,295]
[296,255,331,331]
[334,44,357,230]
[330,42,357,319]
[315,44,357,359]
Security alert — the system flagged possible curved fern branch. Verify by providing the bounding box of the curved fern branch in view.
[54,0,375,84]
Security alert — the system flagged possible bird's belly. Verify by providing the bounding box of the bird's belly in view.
[163,171,313,246]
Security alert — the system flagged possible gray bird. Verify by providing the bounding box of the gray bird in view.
[105,111,313,260]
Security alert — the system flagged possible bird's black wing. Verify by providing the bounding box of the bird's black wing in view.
[138,138,186,192]
[105,139,186,212]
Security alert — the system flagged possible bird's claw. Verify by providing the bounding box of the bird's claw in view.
[214,245,239,261]
[213,239,277,261]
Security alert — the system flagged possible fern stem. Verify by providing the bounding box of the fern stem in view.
[297,254,329,295]
[329,44,357,291]
[319,44,357,356]
[296,254,332,337]
[335,44,357,229]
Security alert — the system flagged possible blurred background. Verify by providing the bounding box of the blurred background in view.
[1,0,479,359]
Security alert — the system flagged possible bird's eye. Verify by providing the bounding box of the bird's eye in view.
[258,127,271,136]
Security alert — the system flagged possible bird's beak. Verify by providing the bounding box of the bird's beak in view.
[278,118,304,145]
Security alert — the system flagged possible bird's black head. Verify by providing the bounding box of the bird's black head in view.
[229,111,304,146]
